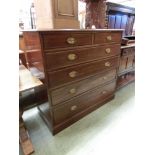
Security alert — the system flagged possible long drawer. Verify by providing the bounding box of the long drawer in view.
[41,32,92,50]
[47,56,119,88]
[94,31,122,44]
[53,81,116,125]
[45,44,121,71]
[50,69,117,105]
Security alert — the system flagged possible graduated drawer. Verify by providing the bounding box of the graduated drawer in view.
[41,32,92,50]
[50,69,117,105]
[47,56,119,88]
[53,81,116,125]
[94,31,122,45]
[45,44,121,71]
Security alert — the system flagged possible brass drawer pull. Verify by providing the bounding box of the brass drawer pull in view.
[102,91,107,94]
[70,105,77,111]
[68,54,77,61]
[105,48,111,54]
[105,62,111,67]
[67,37,76,44]
[103,76,107,80]
[69,88,76,94]
[106,35,112,41]
[69,71,77,78]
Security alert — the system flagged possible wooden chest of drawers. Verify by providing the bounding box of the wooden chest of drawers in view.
[23,29,122,134]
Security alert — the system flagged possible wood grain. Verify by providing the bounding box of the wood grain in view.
[22,30,122,135]
[50,69,116,105]
[45,44,121,70]
[53,81,116,125]
[47,57,119,88]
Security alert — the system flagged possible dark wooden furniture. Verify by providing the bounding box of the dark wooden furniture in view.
[19,65,43,155]
[19,50,27,66]
[23,29,123,134]
[104,2,135,89]
[19,34,27,67]
[117,41,135,89]
[20,32,48,104]
[105,2,135,36]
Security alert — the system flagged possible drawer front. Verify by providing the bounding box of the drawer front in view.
[53,81,116,125]
[45,44,121,71]
[48,57,119,88]
[41,32,92,50]
[94,32,122,45]
[50,69,117,105]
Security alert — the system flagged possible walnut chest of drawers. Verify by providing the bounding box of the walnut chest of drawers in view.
[23,29,123,134]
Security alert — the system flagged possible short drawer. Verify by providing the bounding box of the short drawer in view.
[50,69,117,105]
[94,31,122,45]
[53,81,116,125]
[47,56,119,88]
[45,44,121,71]
[41,32,92,50]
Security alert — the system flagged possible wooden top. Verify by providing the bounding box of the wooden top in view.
[106,2,135,14]
[121,43,135,49]
[22,29,124,32]
[19,65,43,92]
[19,50,24,54]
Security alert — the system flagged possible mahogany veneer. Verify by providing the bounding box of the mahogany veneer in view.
[23,29,122,134]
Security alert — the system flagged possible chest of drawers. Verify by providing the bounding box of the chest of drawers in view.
[23,29,122,134]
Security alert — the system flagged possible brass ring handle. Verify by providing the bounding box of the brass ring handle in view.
[105,48,111,54]
[69,88,76,94]
[106,35,112,41]
[102,91,107,94]
[68,54,77,61]
[67,37,76,44]
[105,62,111,67]
[69,71,77,78]
[70,105,77,111]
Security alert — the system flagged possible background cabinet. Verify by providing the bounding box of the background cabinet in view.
[117,42,135,89]
[104,2,135,89]
[105,2,135,36]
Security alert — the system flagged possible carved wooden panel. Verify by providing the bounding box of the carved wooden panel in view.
[106,2,135,36]
[55,0,78,19]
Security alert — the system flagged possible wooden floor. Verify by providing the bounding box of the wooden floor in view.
[20,82,135,155]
